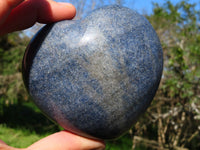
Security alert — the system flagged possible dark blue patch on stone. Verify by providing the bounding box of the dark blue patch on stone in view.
[22,5,163,140]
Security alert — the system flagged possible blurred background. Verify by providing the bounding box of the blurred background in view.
[0,0,200,149]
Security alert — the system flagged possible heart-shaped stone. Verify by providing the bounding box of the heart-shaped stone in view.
[22,5,163,140]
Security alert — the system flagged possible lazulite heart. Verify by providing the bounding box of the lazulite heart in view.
[22,5,163,140]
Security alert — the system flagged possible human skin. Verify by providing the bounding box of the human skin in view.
[0,0,105,149]
[0,0,76,35]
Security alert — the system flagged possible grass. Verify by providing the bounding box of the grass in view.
[106,134,133,150]
[0,101,61,148]
[0,124,46,148]
[0,101,133,149]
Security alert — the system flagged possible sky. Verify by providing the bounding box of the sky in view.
[123,0,200,14]
[58,0,200,15]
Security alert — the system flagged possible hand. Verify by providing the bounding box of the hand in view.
[0,131,105,150]
[0,0,105,149]
[0,0,76,36]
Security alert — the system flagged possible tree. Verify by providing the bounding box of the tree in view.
[0,32,29,112]
[133,1,200,149]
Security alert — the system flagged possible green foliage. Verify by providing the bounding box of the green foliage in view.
[106,134,133,150]
[0,102,60,148]
[0,32,29,108]
[0,124,45,148]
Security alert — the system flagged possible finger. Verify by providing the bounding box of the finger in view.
[27,131,105,150]
[0,0,76,36]
[0,0,24,25]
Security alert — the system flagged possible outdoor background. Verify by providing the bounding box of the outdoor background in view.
[0,0,200,149]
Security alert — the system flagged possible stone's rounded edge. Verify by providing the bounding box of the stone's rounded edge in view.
[22,19,77,92]
[22,23,55,92]
[84,4,147,25]
[87,5,135,16]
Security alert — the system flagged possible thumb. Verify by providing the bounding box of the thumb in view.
[27,131,105,150]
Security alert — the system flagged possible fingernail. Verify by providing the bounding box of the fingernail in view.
[58,2,76,19]
[59,2,76,10]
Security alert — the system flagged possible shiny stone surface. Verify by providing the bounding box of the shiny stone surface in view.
[22,5,163,140]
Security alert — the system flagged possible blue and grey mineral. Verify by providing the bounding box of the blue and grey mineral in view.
[22,5,163,140]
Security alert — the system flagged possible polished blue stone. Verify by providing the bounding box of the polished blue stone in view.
[22,5,163,140]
